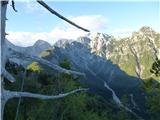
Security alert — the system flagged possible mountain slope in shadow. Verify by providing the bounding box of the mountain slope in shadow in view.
[43,40,142,95]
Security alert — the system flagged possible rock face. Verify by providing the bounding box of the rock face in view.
[87,32,112,58]
[106,27,160,80]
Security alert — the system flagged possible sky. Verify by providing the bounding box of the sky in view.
[6,0,160,46]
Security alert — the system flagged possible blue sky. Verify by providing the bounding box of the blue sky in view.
[6,0,160,46]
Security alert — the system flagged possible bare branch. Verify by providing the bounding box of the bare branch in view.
[37,0,90,32]
[11,0,17,12]
[4,88,89,101]
[2,68,15,82]
[9,50,85,76]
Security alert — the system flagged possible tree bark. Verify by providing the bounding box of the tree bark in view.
[1,1,9,119]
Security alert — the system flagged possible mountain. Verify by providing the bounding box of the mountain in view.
[7,26,160,90]
[8,26,160,90]
[32,39,52,55]
[35,27,160,95]
[52,39,141,90]
[91,27,160,80]
[6,39,52,66]
[40,34,141,96]
[63,26,159,81]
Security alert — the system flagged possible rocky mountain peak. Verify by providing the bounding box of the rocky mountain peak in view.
[33,40,51,47]
[132,26,156,39]
[87,32,110,41]
[139,26,154,33]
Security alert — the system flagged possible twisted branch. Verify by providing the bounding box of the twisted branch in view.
[4,88,89,101]
[9,49,85,76]
[11,0,17,12]
[37,0,90,32]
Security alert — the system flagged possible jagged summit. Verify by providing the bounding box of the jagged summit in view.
[32,39,52,55]
[132,26,156,38]
[139,26,155,33]
[87,32,110,40]
[33,39,51,47]
[54,39,75,48]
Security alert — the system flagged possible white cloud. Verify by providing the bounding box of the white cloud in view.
[6,32,47,47]
[69,15,107,31]
[7,27,87,47]
[110,28,133,38]
[50,27,87,40]
[7,15,107,47]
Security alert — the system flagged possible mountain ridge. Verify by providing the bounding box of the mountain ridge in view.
[7,26,160,81]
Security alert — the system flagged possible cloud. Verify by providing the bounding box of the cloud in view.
[110,28,133,38]
[7,15,107,47]
[6,32,46,47]
[50,27,87,39]
[7,27,87,47]
[69,15,107,31]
